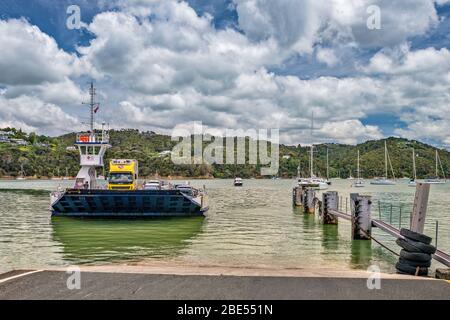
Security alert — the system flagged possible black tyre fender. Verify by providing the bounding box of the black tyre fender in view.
[395,262,428,276]
[399,257,431,268]
[396,238,436,255]
[400,228,432,245]
[400,249,431,262]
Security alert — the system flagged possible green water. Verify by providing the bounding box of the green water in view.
[0,179,449,274]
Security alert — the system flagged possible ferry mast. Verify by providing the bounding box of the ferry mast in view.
[74,82,111,189]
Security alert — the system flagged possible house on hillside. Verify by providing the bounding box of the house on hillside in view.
[10,138,29,146]
[158,150,172,157]
[0,131,12,143]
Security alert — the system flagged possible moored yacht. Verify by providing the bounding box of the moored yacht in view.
[296,143,328,190]
[425,150,446,184]
[352,149,365,188]
[371,141,396,185]
[408,148,418,187]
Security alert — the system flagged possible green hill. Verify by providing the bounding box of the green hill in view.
[0,127,448,179]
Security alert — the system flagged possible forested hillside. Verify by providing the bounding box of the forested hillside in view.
[0,128,448,179]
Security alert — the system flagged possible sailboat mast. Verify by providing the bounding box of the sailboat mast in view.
[357,149,360,181]
[412,148,417,180]
[436,149,439,178]
[326,148,329,180]
[384,141,388,178]
[310,112,314,178]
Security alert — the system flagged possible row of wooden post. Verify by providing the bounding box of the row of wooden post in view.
[293,183,431,240]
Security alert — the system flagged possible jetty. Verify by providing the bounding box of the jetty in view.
[293,182,450,275]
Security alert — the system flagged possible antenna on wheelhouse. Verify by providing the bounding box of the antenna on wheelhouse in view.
[82,81,98,135]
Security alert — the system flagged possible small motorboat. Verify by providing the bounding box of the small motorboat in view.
[234,177,243,186]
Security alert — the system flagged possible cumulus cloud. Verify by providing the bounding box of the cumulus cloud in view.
[0,95,79,135]
[363,44,450,76]
[0,0,449,147]
[233,0,440,53]
[316,48,339,67]
[0,19,79,86]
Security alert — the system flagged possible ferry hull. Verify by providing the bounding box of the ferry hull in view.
[51,189,208,217]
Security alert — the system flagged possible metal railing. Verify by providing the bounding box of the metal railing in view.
[329,204,450,267]
[76,132,109,144]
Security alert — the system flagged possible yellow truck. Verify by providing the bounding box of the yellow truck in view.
[108,159,139,190]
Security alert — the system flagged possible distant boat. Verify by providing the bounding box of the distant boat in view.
[234,177,243,186]
[425,150,446,184]
[16,164,27,180]
[296,113,328,190]
[297,144,328,190]
[347,169,354,180]
[325,147,331,185]
[352,149,365,188]
[61,167,70,180]
[408,148,417,187]
[371,141,396,185]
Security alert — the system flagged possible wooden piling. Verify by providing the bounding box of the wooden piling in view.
[351,193,372,240]
[410,183,430,233]
[292,186,304,207]
[321,191,338,224]
[303,187,316,214]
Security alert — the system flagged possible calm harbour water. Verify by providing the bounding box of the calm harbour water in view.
[0,179,449,274]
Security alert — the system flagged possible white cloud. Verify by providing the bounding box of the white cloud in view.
[363,44,450,76]
[0,95,79,135]
[316,48,339,67]
[0,0,449,147]
[233,0,440,53]
[0,19,79,86]
[316,120,383,145]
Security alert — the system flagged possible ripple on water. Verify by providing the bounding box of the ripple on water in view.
[0,179,449,274]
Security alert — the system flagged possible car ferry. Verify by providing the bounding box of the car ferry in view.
[50,83,208,217]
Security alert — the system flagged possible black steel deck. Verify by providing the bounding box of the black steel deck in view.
[52,189,206,217]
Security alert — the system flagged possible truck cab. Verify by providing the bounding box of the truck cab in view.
[108,159,138,190]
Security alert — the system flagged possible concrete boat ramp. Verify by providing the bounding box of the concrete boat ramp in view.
[0,265,449,300]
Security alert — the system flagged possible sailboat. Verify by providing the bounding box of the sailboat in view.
[425,150,446,184]
[16,163,27,180]
[347,169,354,180]
[297,113,328,190]
[408,148,417,187]
[352,149,365,187]
[62,167,70,180]
[51,167,62,180]
[371,141,396,185]
[325,148,331,185]
[297,144,329,190]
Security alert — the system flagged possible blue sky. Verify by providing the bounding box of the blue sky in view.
[0,0,449,147]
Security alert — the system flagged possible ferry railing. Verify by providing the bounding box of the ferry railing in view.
[76,132,110,144]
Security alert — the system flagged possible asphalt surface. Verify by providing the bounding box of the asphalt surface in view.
[0,270,449,300]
